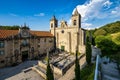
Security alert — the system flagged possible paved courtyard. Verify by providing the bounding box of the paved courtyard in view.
[0,60,38,80]
[6,70,44,80]
[0,53,86,80]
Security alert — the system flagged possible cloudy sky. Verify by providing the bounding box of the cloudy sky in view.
[0,0,120,30]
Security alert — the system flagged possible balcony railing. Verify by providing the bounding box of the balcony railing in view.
[94,55,101,80]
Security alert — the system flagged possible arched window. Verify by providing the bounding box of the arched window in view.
[73,20,76,25]
[51,23,53,28]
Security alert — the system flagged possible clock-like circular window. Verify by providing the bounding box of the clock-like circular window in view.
[61,30,64,33]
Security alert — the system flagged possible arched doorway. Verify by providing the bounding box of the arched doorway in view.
[22,51,28,61]
[61,45,65,51]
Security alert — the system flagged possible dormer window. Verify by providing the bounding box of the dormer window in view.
[73,20,76,25]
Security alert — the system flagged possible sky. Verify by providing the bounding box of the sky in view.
[0,0,120,31]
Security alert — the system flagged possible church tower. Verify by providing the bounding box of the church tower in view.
[71,8,81,28]
[50,15,58,36]
[50,15,58,50]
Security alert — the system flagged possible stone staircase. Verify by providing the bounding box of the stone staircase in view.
[32,62,61,80]
[32,65,46,79]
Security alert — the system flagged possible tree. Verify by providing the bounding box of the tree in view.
[92,37,96,46]
[94,21,120,36]
[75,47,81,80]
[95,35,117,55]
[0,25,19,30]
[46,51,54,80]
[94,29,107,36]
[86,36,92,65]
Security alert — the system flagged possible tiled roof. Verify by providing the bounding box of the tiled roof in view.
[30,31,53,37]
[0,30,53,39]
[0,30,18,39]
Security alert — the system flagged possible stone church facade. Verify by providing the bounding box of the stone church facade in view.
[50,9,86,54]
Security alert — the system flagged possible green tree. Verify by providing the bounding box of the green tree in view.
[95,35,117,55]
[0,25,19,30]
[75,48,81,80]
[86,36,92,65]
[94,29,107,36]
[46,52,54,80]
[92,37,96,46]
[94,21,120,36]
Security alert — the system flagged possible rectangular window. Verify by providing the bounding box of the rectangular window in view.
[44,38,46,42]
[0,50,4,55]
[14,40,18,44]
[0,41,4,48]
[49,38,53,43]
[38,45,40,48]
[38,38,40,43]
[1,60,5,63]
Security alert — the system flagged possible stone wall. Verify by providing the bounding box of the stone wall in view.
[0,36,54,68]
[51,27,86,54]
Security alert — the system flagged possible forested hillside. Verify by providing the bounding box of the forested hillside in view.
[0,25,19,30]
[90,21,120,55]
[94,21,120,36]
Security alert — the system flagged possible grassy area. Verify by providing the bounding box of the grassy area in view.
[111,32,120,45]
[80,64,95,80]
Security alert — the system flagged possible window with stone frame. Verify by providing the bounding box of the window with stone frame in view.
[73,20,77,25]
[49,38,53,43]
[51,23,53,28]
[0,41,4,48]
[38,45,40,48]
[22,39,28,46]
[38,38,40,43]
[44,38,46,42]
[0,50,4,55]
[14,40,18,44]
[31,47,34,53]
[31,39,34,44]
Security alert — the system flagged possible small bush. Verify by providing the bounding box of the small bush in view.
[70,52,74,55]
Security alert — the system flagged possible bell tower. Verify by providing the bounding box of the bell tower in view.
[50,15,58,50]
[50,15,58,29]
[71,8,81,28]
[50,15,58,36]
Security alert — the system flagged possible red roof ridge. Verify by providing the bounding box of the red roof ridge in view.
[0,29,53,39]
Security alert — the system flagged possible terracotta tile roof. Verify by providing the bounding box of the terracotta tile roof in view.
[0,30,18,39]
[0,30,53,39]
[30,31,53,37]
